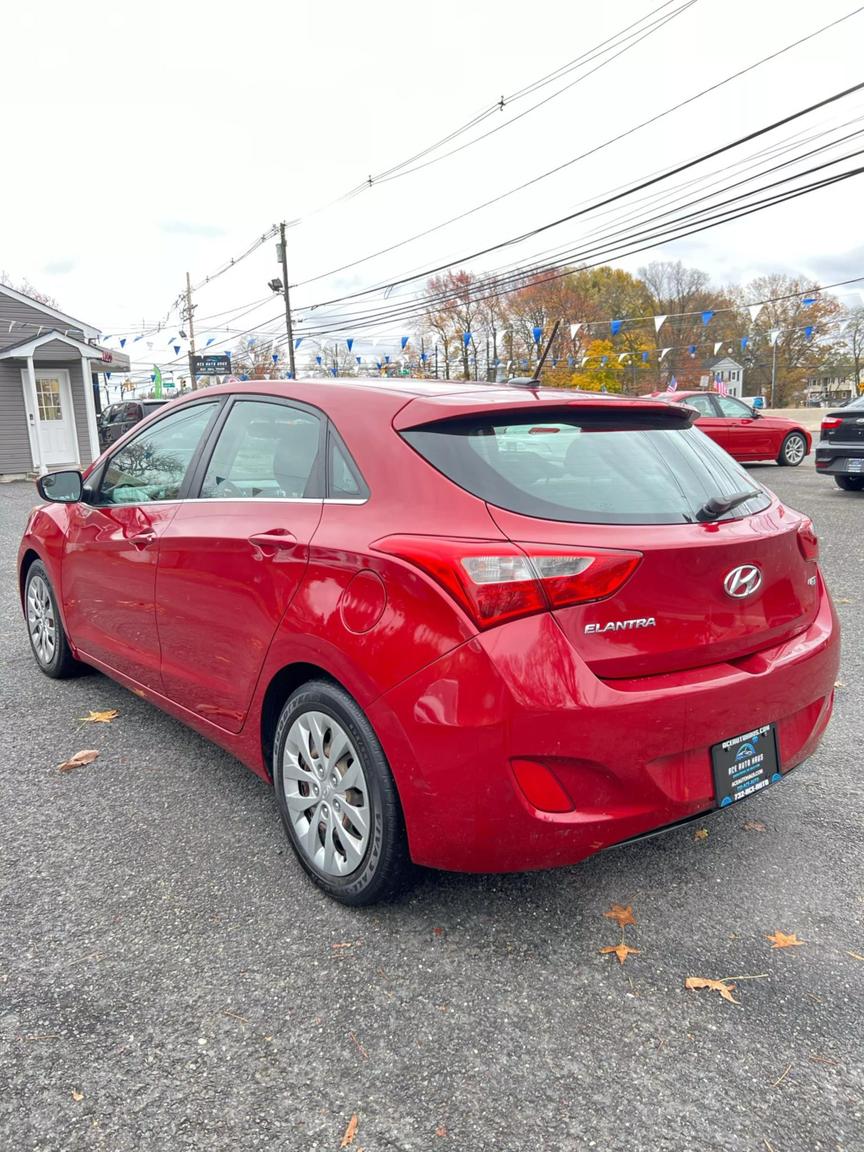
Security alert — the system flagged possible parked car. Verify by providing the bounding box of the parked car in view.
[97,398,167,450]
[19,380,839,904]
[645,390,811,465]
[814,394,864,490]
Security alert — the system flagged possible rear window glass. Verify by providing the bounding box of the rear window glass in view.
[401,413,771,525]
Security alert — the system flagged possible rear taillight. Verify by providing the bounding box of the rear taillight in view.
[821,417,843,432]
[373,536,641,629]
[797,520,819,562]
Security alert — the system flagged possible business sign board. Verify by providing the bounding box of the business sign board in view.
[192,354,232,375]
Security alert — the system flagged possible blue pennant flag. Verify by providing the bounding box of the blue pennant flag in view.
[804,325,814,340]
[106,371,112,379]
[205,337,215,347]
[740,336,749,351]
[567,355,575,367]
[401,336,409,350]
[272,354,279,364]
[420,352,427,362]
[701,311,714,326]
[331,367,338,377]
[119,338,126,348]
[346,338,354,352]
[642,350,649,361]
[173,345,181,355]
[239,373,249,381]
[150,373,156,383]
[688,344,697,356]
[356,356,362,365]
[610,319,622,336]
[803,296,816,307]
[376,360,382,370]
[315,355,322,365]
[551,356,559,367]
[532,325,543,344]
[601,355,608,366]
[463,331,472,347]
[295,338,303,350]
[134,335,143,342]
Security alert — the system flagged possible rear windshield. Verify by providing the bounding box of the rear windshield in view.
[401,412,771,525]
[142,401,167,414]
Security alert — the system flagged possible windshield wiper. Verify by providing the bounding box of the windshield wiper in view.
[696,489,760,522]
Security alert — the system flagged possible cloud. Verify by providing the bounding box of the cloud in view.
[42,258,77,275]
[159,220,227,238]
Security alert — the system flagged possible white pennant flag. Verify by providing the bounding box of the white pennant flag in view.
[371,337,379,348]
[659,347,671,361]
[654,315,667,333]
[713,341,724,355]
[618,352,629,362]
[748,303,764,324]
[770,329,781,346]
[569,323,581,339]
[580,356,590,367]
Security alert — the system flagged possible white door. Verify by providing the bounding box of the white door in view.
[22,369,79,466]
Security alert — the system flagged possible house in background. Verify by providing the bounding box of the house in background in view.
[0,285,129,479]
[703,354,745,398]
[804,372,861,406]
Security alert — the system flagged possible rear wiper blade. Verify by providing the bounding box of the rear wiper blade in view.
[696,489,761,522]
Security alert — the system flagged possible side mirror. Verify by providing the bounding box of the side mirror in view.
[37,469,83,503]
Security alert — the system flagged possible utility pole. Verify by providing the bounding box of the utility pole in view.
[770,338,778,408]
[278,222,297,379]
[184,272,198,391]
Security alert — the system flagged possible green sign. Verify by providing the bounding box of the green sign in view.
[152,365,163,398]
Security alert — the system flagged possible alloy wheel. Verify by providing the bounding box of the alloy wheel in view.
[282,711,371,877]
[784,434,806,465]
[27,574,56,666]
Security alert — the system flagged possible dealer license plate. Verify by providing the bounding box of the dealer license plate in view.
[711,724,781,807]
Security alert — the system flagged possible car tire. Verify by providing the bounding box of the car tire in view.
[272,679,411,906]
[834,475,864,491]
[24,560,82,679]
[777,431,807,466]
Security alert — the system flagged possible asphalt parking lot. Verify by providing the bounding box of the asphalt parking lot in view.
[0,464,862,1152]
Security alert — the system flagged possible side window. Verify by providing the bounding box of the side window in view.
[99,402,218,505]
[200,400,322,499]
[716,396,751,418]
[686,395,716,417]
[328,431,368,499]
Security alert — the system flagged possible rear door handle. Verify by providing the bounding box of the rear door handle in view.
[128,530,157,549]
[248,529,298,552]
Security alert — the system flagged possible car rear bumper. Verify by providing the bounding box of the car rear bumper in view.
[371,576,839,872]
[814,440,864,475]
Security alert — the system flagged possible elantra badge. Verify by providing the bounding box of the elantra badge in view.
[584,617,656,634]
[724,565,762,598]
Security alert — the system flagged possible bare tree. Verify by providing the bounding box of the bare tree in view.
[0,269,58,308]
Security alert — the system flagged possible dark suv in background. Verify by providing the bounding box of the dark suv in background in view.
[97,399,167,451]
[815,395,864,490]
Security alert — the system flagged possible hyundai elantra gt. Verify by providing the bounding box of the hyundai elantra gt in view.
[18,379,839,904]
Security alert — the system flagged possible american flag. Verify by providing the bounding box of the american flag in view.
[715,373,728,396]
[666,375,678,392]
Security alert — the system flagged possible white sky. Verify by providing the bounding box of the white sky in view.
[4,0,864,377]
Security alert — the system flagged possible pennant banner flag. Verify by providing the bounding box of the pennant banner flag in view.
[714,341,724,355]
[804,326,814,341]
[654,315,667,333]
[272,354,279,364]
[532,326,543,345]
[419,352,427,362]
[120,338,127,348]
[567,355,575,367]
[802,295,816,307]
[294,338,303,349]
[600,355,608,366]
[205,337,215,347]
[134,335,144,342]
[688,344,697,357]
[346,338,354,352]
[173,345,181,355]
[150,373,156,383]
[740,336,749,351]
[770,329,781,346]
[610,319,623,336]
[580,356,590,367]
[701,311,714,326]
[659,348,671,361]
[315,355,322,365]
[618,352,629,363]
[384,355,391,364]
[401,336,409,350]
[569,323,580,339]
[642,350,649,362]
[463,331,472,347]
[748,303,764,324]
[356,356,362,365]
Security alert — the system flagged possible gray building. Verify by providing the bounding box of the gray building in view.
[0,284,129,479]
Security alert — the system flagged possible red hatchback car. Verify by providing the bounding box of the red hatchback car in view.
[18,380,839,904]
[647,391,811,466]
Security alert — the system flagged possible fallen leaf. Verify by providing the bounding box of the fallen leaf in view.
[834,597,852,604]
[600,942,640,965]
[693,827,709,841]
[685,976,740,1004]
[340,1114,359,1148]
[58,750,99,773]
[71,1089,84,1102]
[834,681,846,688]
[78,709,119,724]
[744,819,768,832]
[433,926,444,937]
[766,931,805,949]
[603,904,636,928]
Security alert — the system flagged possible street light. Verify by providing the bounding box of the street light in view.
[268,278,283,293]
